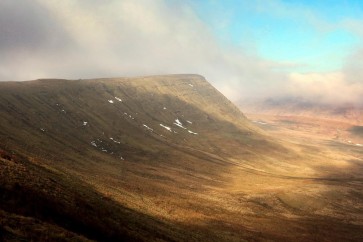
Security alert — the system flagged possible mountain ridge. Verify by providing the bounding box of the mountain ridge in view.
[1,74,281,241]
[1,75,362,241]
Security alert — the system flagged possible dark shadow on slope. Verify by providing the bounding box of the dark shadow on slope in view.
[2,77,339,242]
[0,150,228,242]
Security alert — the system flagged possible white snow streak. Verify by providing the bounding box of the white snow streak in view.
[173,118,186,129]
[143,124,153,131]
[110,137,121,144]
[123,112,134,120]
[160,124,172,132]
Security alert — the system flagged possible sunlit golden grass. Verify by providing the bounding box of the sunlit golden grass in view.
[1,76,363,241]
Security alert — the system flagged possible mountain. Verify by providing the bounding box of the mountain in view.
[1,75,363,241]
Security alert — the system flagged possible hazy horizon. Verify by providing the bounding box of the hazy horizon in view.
[1,0,363,105]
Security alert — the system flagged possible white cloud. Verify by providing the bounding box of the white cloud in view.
[1,0,363,106]
[287,70,363,105]
[0,0,285,99]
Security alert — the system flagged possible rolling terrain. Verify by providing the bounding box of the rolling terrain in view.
[238,97,363,145]
[1,75,363,241]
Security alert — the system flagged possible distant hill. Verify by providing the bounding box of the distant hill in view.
[238,97,363,125]
[238,97,363,147]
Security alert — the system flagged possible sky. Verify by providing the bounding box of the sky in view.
[1,0,363,105]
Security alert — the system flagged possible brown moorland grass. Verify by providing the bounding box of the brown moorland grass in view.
[0,75,362,241]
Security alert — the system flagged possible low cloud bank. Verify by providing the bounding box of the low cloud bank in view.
[1,0,362,106]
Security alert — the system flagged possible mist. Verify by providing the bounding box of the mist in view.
[1,0,362,105]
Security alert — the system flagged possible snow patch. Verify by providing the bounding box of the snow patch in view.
[356,144,363,147]
[163,107,167,110]
[188,84,194,87]
[91,141,97,147]
[175,118,183,126]
[188,130,198,135]
[173,118,186,129]
[110,137,121,144]
[108,100,114,103]
[143,124,153,131]
[123,112,134,119]
[40,128,46,132]
[186,120,192,124]
[83,121,88,126]
[115,97,122,102]
[160,124,172,132]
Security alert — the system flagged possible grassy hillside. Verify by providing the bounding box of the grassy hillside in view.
[0,74,282,161]
[1,75,362,241]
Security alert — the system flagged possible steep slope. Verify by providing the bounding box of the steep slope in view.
[0,74,282,241]
[0,151,177,242]
[1,75,363,241]
[0,75,289,174]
